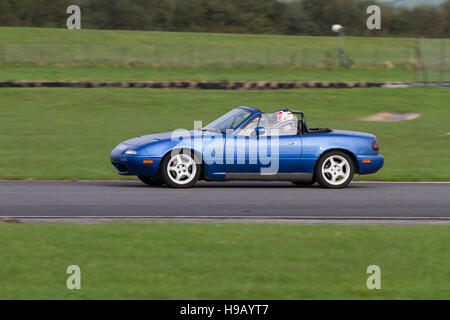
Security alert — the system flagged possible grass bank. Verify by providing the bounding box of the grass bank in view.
[0,27,417,47]
[1,27,446,82]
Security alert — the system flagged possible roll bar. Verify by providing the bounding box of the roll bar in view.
[276,108,309,134]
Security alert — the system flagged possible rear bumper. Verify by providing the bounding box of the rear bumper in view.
[110,155,161,176]
[357,155,384,175]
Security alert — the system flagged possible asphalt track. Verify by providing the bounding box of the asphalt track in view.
[0,180,449,221]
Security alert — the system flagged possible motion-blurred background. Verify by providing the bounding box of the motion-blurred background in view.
[0,0,449,301]
[0,0,449,82]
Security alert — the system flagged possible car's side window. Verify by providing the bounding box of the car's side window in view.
[236,116,260,136]
[258,112,299,137]
[271,120,298,136]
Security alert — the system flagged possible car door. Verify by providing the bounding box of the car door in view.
[225,117,302,174]
[224,116,261,173]
[276,135,302,173]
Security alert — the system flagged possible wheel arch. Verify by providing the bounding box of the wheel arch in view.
[315,148,359,175]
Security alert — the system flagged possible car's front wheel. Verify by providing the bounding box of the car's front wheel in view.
[315,151,354,189]
[161,150,201,188]
[138,175,164,186]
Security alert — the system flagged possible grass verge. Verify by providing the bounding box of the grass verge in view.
[0,222,448,299]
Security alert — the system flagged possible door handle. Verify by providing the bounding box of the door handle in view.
[288,141,297,145]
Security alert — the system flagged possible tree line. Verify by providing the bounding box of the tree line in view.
[0,0,449,37]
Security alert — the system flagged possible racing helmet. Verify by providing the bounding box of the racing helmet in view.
[275,110,294,124]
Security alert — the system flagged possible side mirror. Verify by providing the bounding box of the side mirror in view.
[254,127,266,137]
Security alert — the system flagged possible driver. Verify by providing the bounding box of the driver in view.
[276,110,294,124]
[274,111,297,135]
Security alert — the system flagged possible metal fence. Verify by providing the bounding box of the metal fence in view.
[415,39,449,83]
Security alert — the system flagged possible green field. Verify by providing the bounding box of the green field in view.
[1,27,447,82]
[0,222,448,299]
[0,27,419,47]
[0,86,449,181]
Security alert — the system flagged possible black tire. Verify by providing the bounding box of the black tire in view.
[160,149,201,188]
[315,151,354,189]
[291,179,316,186]
[138,175,164,186]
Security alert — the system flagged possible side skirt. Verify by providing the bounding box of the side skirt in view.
[225,173,313,182]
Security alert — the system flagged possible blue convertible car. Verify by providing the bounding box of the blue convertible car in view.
[111,107,384,188]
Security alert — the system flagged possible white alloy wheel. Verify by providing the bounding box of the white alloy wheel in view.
[321,155,351,186]
[166,153,197,185]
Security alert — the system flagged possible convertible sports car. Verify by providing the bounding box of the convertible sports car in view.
[111,107,384,188]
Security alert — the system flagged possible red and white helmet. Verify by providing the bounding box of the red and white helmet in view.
[276,111,294,124]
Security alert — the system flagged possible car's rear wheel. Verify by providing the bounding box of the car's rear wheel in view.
[161,150,201,188]
[315,151,354,189]
[138,175,164,186]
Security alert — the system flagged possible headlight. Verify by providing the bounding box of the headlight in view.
[125,150,138,155]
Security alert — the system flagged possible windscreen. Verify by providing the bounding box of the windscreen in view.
[203,108,252,133]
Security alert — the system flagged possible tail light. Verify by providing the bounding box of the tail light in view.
[372,140,379,151]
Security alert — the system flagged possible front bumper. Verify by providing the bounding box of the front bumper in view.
[110,155,161,176]
[357,155,384,175]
